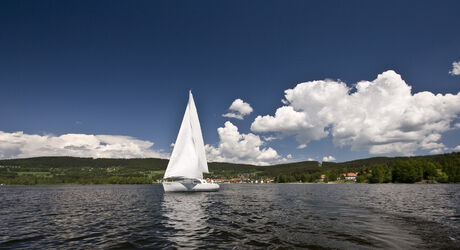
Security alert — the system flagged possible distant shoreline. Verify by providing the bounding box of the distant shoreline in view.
[2,182,457,186]
[1,153,459,185]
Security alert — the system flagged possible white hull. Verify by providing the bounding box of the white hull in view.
[163,181,219,192]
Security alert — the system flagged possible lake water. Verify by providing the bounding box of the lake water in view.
[0,184,459,249]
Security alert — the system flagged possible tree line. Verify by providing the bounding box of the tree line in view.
[275,153,460,183]
[0,152,458,185]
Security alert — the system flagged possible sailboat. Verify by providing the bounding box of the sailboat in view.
[162,91,220,192]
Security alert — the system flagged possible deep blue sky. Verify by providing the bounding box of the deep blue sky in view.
[1,0,459,162]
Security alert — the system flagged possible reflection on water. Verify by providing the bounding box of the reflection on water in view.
[0,184,458,249]
[161,192,210,248]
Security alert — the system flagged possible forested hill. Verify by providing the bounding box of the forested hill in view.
[0,152,459,184]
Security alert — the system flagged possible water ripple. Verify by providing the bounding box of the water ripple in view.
[0,184,458,249]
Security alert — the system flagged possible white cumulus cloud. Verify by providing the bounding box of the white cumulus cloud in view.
[449,61,460,76]
[251,70,460,155]
[205,121,280,165]
[222,99,253,120]
[263,136,277,141]
[322,155,336,162]
[0,131,168,159]
[297,144,307,149]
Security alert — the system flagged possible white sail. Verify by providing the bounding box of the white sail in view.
[188,92,209,174]
[164,91,209,179]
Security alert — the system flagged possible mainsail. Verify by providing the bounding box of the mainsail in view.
[164,91,209,179]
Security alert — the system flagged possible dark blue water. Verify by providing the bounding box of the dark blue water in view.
[0,184,459,249]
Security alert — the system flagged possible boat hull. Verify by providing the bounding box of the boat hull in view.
[163,181,220,192]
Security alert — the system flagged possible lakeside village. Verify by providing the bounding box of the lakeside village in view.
[156,172,360,184]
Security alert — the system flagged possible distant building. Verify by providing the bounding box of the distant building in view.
[204,177,273,184]
[318,174,326,182]
[337,172,358,181]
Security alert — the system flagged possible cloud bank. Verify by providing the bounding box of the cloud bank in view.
[205,121,280,165]
[222,99,253,120]
[251,70,460,155]
[449,61,460,76]
[0,131,167,159]
[322,155,336,162]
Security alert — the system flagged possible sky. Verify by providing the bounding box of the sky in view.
[1,0,459,165]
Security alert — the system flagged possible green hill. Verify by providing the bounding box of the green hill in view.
[0,152,459,185]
